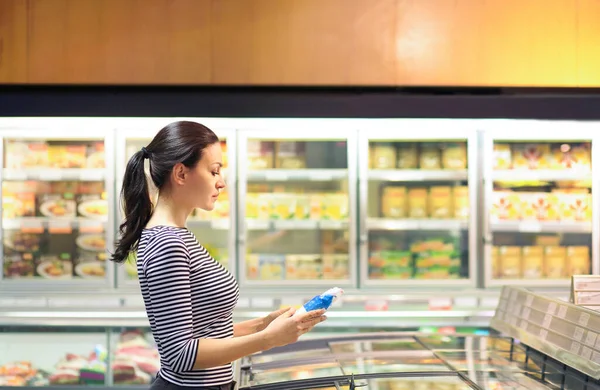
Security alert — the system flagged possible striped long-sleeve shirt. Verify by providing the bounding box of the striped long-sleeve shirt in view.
[137,226,239,387]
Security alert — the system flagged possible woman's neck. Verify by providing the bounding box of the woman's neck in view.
[146,194,191,229]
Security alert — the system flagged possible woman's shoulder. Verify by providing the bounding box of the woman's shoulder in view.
[141,226,192,255]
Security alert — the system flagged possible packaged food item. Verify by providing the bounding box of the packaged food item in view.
[309,193,324,220]
[258,254,285,280]
[276,141,306,169]
[294,194,310,220]
[3,231,42,253]
[36,253,73,279]
[498,246,522,279]
[322,194,348,220]
[322,254,349,280]
[37,194,76,218]
[74,252,106,279]
[567,246,591,275]
[293,287,344,316]
[220,141,228,169]
[257,194,271,219]
[380,250,413,279]
[491,246,500,279]
[512,144,550,170]
[13,142,49,168]
[2,185,35,219]
[441,142,467,170]
[453,186,469,219]
[371,142,396,169]
[4,141,29,169]
[76,192,108,220]
[408,188,428,218]
[544,246,567,279]
[493,143,512,170]
[554,190,591,221]
[212,190,229,218]
[429,186,453,219]
[522,246,544,279]
[419,143,442,169]
[247,140,274,169]
[520,193,554,221]
[490,191,521,220]
[86,142,106,168]
[3,253,35,278]
[246,254,259,279]
[381,186,407,218]
[550,143,591,171]
[246,193,259,219]
[396,143,418,169]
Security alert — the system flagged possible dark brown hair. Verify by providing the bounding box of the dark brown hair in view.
[110,121,219,263]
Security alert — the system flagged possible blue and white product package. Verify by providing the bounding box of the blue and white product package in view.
[293,287,344,317]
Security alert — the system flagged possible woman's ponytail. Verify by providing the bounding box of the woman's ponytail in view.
[111,150,153,263]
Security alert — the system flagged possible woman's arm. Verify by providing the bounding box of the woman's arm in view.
[145,236,325,372]
[233,308,291,337]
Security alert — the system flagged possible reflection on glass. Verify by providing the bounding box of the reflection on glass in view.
[459,371,549,390]
[111,328,159,386]
[244,139,350,282]
[491,141,592,281]
[339,354,451,375]
[0,327,107,386]
[2,138,108,282]
[245,362,344,386]
[417,335,514,352]
[249,348,332,365]
[435,351,522,372]
[329,338,425,354]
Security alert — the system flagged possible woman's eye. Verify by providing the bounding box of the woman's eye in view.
[212,171,220,176]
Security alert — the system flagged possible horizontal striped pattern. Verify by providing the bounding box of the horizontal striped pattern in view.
[138,226,239,387]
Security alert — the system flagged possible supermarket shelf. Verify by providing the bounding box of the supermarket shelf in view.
[3,168,106,181]
[362,278,472,288]
[187,218,230,230]
[3,217,107,231]
[368,169,468,182]
[492,169,591,182]
[368,218,468,231]
[246,219,349,230]
[491,220,592,233]
[247,169,347,182]
[487,278,571,288]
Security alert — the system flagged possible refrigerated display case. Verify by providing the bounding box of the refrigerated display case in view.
[358,121,478,287]
[0,125,115,291]
[114,124,238,286]
[237,128,357,288]
[482,121,600,288]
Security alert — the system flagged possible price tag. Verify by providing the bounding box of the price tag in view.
[428,297,453,310]
[542,314,553,328]
[581,346,593,360]
[570,341,581,355]
[557,305,568,319]
[44,170,63,181]
[251,298,274,309]
[548,302,557,315]
[264,171,289,181]
[539,329,548,340]
[21,219,44,233]
[574,327,585,342]
[519,221,542,233]
[579,313,591,327]
[48,220,72,234]
[79,220,105,233]
[586,331,597,346]
[365,299,389,311]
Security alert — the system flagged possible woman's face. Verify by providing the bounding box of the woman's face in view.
[176,142,226,211]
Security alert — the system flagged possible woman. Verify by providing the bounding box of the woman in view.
[111,121,326,390]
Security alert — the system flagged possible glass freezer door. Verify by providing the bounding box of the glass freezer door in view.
[0,127,115,290]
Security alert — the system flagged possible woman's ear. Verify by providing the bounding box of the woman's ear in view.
[172,162,187,186]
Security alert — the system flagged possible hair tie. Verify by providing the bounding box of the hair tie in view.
[141,147,150,159]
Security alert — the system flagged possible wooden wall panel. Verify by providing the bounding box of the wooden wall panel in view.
[0,0,28,83]
[2,0,600,86]
[211,0,397,85]
[577,0,600,86]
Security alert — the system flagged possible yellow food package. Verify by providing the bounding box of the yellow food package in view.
[381,186,407,218]
[498,246,522,279]
[371,142,396,169]
[213,191,229,218]
[247,140,274,169]
[493,143,512,170]
[246,254,259,279]
[294,194,310,219]
[309,193,324,220]
[220,141,228,169]
[396,143,418,169]
[257,194,271,220]
[322,194,348,220]
[522,246,544,279]
[442,142,467,170]
[419,143,442,170]
[556,191,591,221]
[491,191,521,220]
[567,246,591,275]
[521,193,553,221]
[491,246,500,279]
[270,193,295,220]
[429,186,453,219]
[550,143,592,171]
[453,186,469,219]
[544,246,567,279]
[245,193,259,219]
[512,143,550,170]
[276,141,306,169]
[408,188,428,218]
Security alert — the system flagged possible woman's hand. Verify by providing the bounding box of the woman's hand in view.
[258,307,293,332]
[261,308,327,350]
